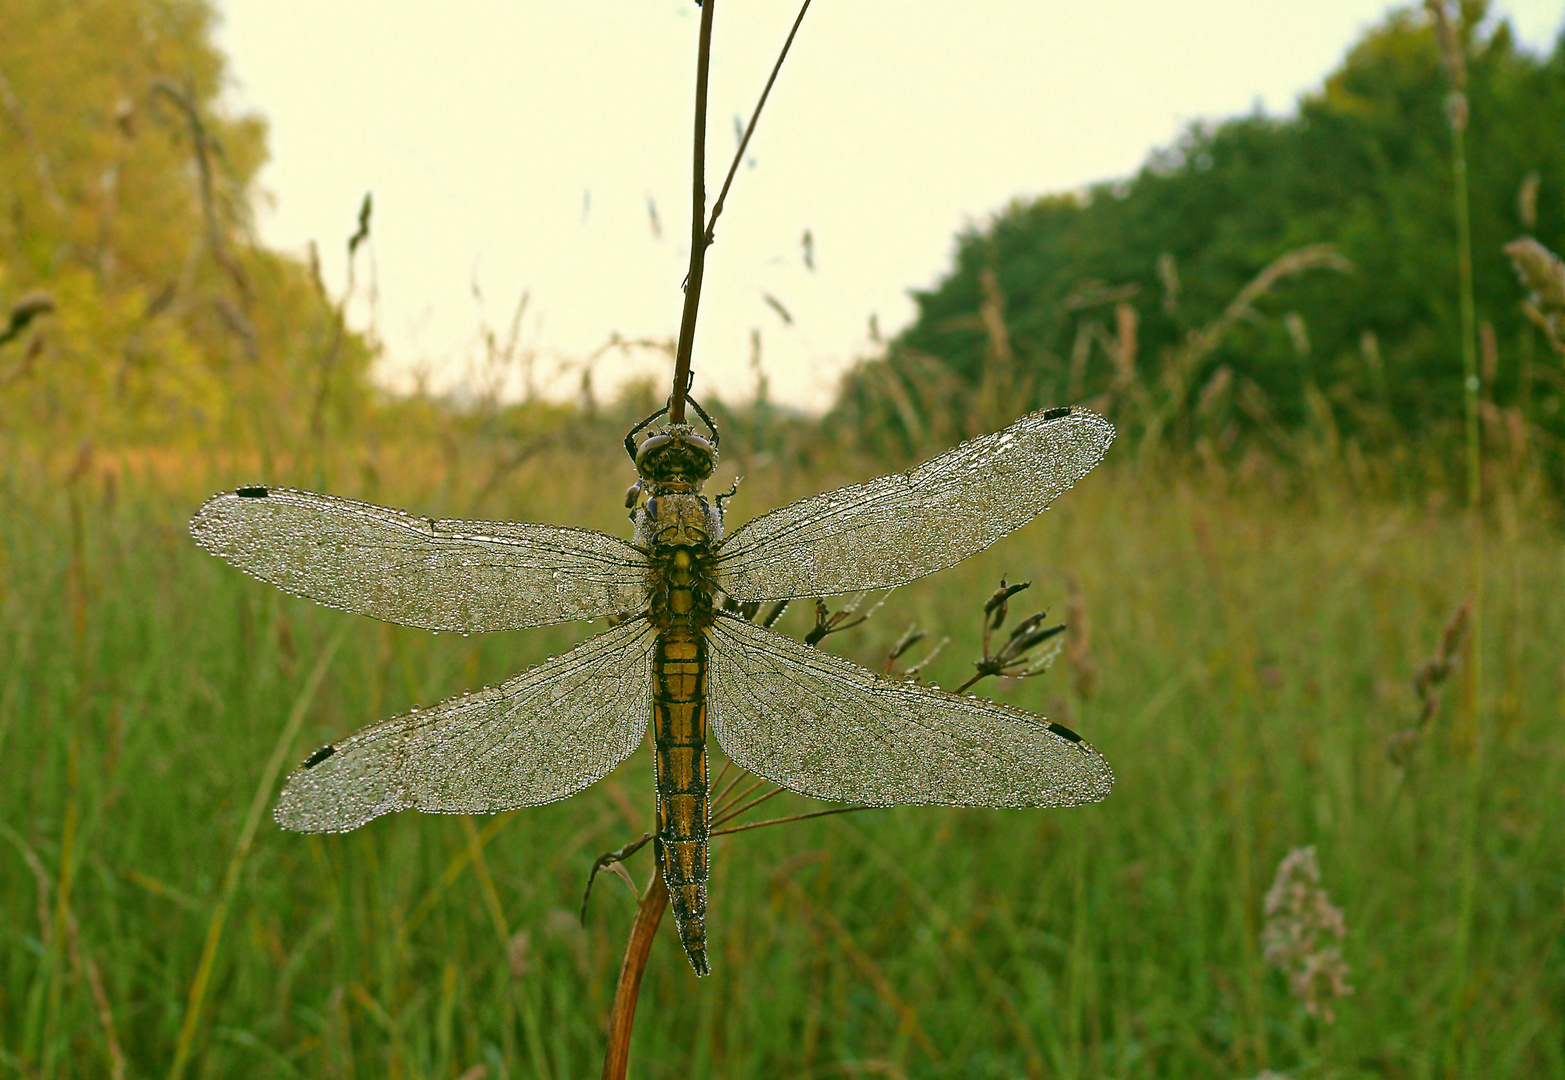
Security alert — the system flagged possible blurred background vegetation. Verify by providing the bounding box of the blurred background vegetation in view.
[2,1,1563,1078]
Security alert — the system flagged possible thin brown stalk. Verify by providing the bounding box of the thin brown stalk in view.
[0,61,65,215]
[705,0,813,242]
[711,783,785,829]
[669,0,716,424]
[308,193,372,443]
[712,775,770,819]
[150,78,250,306]
[712,805,868,837]
[600,870,669,1080]
[604,9,824,1073]
[69,913,127,1080]
[711,763,748,808]
[710,757,733,799]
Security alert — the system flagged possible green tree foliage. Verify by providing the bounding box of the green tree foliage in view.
[0,0,371,449]
[839,4,1565,464]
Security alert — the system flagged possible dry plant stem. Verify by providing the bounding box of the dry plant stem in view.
[712,805,867,837]
[0,61,66,215]
[705,0,813,241]
[953,671,989,695]
[600,793,871,1080]
[1427,3,1485,1063]
[604,13,711,1070]
[711,783,785,828]
[608,8,815,1070]
[710,756,733,797]
[308,194,372,445]
[712,763,747,807]
[716,775,770,817]
[671,0,811,422]
[600,870,670,1080]
[669,0,716,425]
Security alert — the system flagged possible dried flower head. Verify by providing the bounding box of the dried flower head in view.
[1386,597,1471,764]
[1261,846,1354,1022]
[1504,237,1565,355]
[507,929,532,980]
[1424,0,1467,90]
[959,580,1066,691]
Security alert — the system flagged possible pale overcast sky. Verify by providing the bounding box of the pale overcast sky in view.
[214,2,1564,411]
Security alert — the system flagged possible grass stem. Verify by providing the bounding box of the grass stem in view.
[167,626,345,1080]
[1430,3,1486,1063]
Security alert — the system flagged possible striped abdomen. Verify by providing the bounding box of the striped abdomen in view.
[652,626,710,976]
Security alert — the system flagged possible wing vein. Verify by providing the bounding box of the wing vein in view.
[716,408,1113,601]
[191,488,652,631]
[706,613,1111,808]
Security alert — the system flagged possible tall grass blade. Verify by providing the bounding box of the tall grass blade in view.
[167,625,346,1080]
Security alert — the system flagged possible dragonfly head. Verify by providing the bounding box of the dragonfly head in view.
[635,424,717,491]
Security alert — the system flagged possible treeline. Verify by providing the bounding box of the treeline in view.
[6,0,1565,499]
[0,0,371,450]
[835,3,1565,484]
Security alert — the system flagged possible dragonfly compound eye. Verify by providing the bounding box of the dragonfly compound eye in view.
[635,430,716,486]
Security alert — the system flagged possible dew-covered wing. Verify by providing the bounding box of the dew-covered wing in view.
[707,613,1112,808]
[715,407,1113,602]
[274,617,657,832]
[191,487,650,631]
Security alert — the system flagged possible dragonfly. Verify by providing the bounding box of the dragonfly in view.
[190,403,1115,976]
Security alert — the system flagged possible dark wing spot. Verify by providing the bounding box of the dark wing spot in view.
[1041,407,1072,421]
[236,485,270,498]
[303,745,336,768]
[1047,722,1083,743]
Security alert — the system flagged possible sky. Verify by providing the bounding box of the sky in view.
[214,2,1564,412]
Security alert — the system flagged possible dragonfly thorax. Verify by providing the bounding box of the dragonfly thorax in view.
[640,491,720,631]
[633,425,722,633]
[635,490,721,552]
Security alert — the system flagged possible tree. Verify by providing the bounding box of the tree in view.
[0,0,371,450]
[838,4,1565,464]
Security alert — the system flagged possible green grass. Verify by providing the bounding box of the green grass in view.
[1,443,1562,1079]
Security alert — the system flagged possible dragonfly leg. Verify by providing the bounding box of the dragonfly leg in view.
[624,405,670,461]
[683,395,720,450]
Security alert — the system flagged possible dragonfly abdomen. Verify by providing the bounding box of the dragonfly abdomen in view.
[652,625,711,976]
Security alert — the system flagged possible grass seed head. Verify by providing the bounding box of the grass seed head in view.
[1261,845,1354,1022]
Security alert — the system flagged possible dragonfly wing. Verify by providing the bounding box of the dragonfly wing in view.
[715,407,1112,601]
[191,487,650,631]
[707,613,1111,808]
[274,617,657,832]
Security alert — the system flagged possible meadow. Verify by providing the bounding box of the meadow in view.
[1,422,1561,1080]
[5,1,1565,1074]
